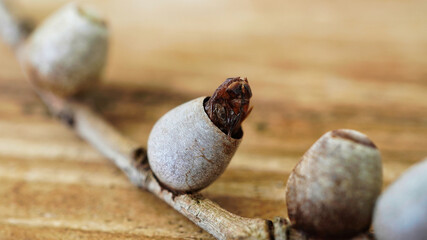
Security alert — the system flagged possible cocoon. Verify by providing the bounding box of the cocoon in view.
[22,3,108,96]
[373,158,427,240]
[147,97,242,193]
[286,129,382,238]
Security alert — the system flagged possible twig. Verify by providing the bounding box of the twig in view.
[36,89,278,240]
[34,88,374,240]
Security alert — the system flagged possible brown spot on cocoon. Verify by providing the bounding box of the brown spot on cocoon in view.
[331,129,377,148]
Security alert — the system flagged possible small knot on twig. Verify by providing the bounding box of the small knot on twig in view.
[57,110,75,127]
[132,147,149,170]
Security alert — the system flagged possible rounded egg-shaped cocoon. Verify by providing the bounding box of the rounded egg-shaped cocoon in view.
[373,158,427,240]
[147,97,242,193]
[23,3,108,96]
[286,129,382,238]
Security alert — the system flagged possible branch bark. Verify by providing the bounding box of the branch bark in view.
[36,89,277,240]
[34,89,374,240]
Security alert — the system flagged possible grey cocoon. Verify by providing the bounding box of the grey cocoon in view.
[148,97,241,193]
[23,3,108,96]
[374,158,427,240]
[286,129,382,238]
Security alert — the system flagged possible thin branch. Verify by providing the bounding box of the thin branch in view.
[36,89,277,240]
[35,89,374,240]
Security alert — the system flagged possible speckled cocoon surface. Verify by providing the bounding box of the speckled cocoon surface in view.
[286,129,382,238]
[147,97,241,193]
[373,158,427,240]
[23,3,108,96]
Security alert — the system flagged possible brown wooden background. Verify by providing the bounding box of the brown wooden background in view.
[0,0,426,239]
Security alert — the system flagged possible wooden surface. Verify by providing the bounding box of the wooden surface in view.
[0,0,426,239]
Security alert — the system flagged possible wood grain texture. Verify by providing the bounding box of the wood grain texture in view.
[0,0,426,239]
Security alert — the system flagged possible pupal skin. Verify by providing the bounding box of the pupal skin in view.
[22,3,108,96]
[147,97,241,193]
[373,158,427,240]
[286,129,382,238]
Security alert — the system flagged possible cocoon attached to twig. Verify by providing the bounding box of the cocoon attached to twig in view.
[148,77,252,193]
[22,3,108,96]
[286,129,382,238]
[148,97,241,193]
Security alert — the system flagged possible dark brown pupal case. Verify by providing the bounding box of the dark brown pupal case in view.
[286,129,382,238]
[205,77,252,138]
